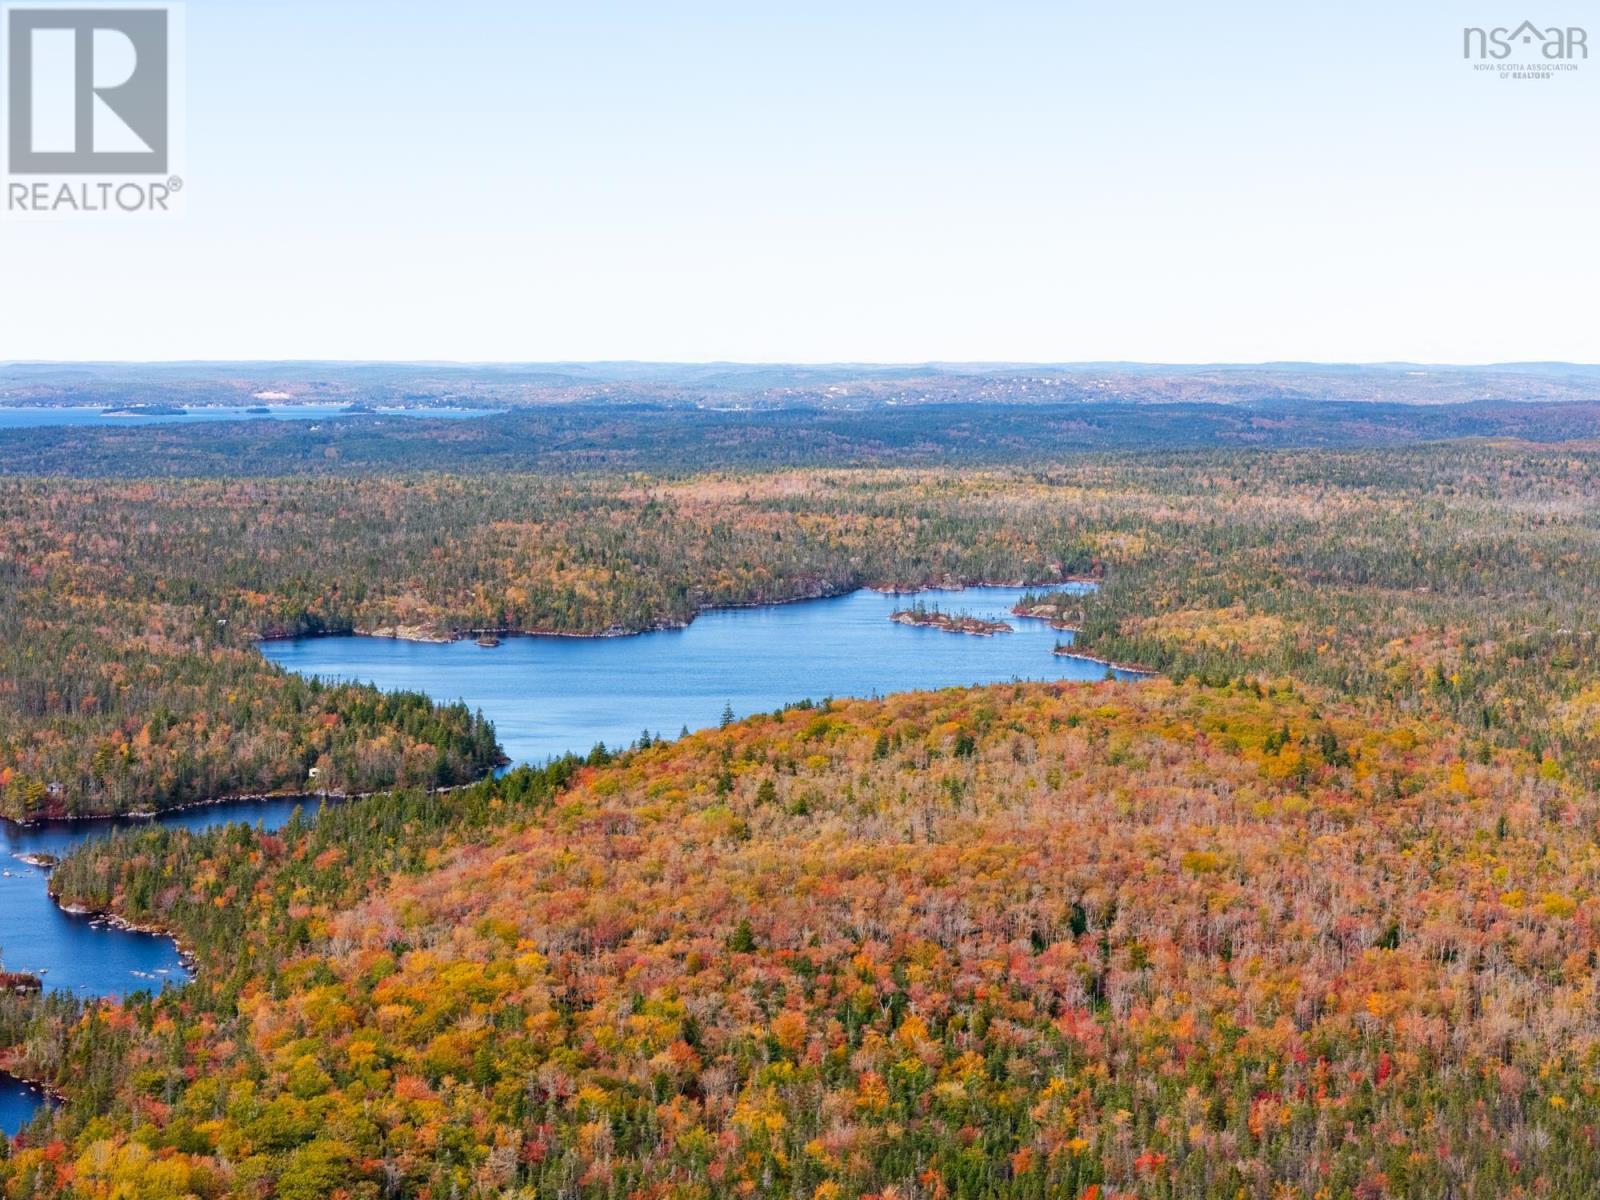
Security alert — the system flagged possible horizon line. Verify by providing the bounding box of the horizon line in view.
[4,359,1600,371]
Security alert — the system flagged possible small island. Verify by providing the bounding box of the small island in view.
[16,852,58,869]
[889,604,1012,636]
[100,404,187,417]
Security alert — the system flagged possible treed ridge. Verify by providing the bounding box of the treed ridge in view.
[11,677,1599,1198]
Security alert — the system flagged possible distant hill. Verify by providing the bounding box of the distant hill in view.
[4,360,1600,411]
[4,396,1600,477]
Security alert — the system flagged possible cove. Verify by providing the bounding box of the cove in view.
[1,798,330,1129]
[261,585,1132,767]
[0,795,327,999]
[0,1074,53,1137]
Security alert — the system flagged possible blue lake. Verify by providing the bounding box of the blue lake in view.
[2,584,1122,1131]
[261,585,1127,765]
[0,404,500,429]
[1,795,331,1132]
[0,1075,52,1137]
[0,795,330,999]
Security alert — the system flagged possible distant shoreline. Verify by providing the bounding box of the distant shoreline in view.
[260,579,1101,648]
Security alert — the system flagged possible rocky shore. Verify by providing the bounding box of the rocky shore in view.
[1012,600,1083,630]
[1051,644,1153,675]
[889,609,1013,636]
[51,900,199,977]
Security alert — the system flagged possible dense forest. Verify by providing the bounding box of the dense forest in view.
[7,678,1600,1197]
[8,399,1600,477]
[4,437,1600,1195]
[0,580,502,820]
[8,444,1600,818]
[0,470,1107,817]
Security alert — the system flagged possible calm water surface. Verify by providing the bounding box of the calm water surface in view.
[0,1075,52,1137]
[262,585,1127,765]
[0,405,499,429]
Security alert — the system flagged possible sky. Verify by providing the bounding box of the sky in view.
[1,0,1596,363]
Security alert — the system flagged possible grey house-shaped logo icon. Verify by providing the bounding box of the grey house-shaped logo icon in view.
[6,6,169,174]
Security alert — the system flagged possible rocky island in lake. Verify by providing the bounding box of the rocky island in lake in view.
[100,404,187,417]
[889,604,1012,636]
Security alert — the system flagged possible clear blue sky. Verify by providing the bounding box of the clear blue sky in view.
[3,0,1596,362]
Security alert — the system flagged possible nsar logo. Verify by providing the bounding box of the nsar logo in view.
[1463,20,1588,60]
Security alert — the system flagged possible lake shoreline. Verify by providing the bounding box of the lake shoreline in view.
[50,900,199,979]
[260,582,1137,769]
[2,789,337,830]
[1052,646,1156,675]
[260,578,1099,647]
[2,778,497,990]
[0,1065,64,1109]
[2,763,505,829]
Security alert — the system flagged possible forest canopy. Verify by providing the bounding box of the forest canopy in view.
[12,676,1600,1198]
[6,445,1600,816]
[4,439,1600,1197]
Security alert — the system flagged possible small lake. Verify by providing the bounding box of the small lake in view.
[262,585,1127,765]
[0,405,501,429]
